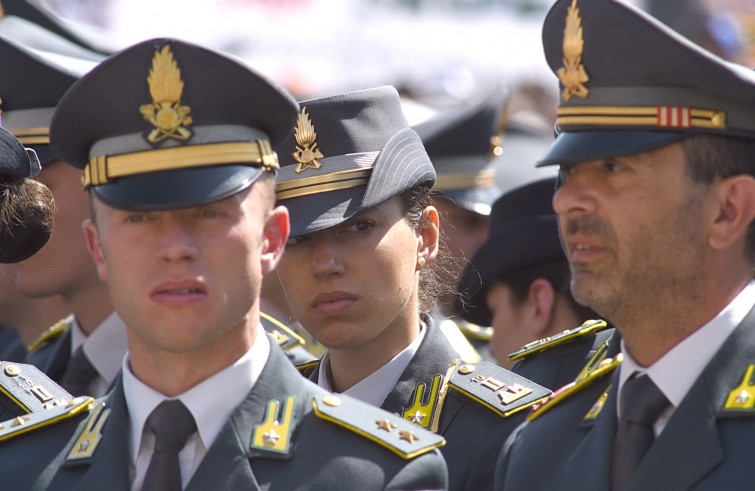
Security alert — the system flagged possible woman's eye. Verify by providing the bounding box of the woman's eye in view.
[345,219,375,233]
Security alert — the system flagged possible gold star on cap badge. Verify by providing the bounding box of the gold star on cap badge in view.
[292,107,324,173]
[557,0,590,101]
[399,430,419,443]
[376,419,397,432]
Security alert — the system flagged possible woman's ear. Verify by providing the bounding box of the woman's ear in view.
[417,206,440,267]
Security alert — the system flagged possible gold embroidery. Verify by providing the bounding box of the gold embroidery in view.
[557,0,590,101]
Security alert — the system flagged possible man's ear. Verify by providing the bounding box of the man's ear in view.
[528,278,556,337]
[708,175,755,252]
[83,218,108,282]
[416,206,440,269]
[261,205,290,276]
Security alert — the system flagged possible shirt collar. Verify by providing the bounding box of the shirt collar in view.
[73,312,129,385]
[620,280,755,408]
[318,321,427,406]
[123,328,270,465]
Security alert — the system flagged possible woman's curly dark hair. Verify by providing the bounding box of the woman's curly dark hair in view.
[401,185,459,314]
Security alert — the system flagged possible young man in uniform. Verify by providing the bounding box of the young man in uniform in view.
[497,0,755,489]
[0,38,447,490]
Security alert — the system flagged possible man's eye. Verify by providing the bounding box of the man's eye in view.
[124,214,146,223]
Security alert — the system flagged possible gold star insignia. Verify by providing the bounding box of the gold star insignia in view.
[263,429,281,445]
[736,390,751,404]
[399,430,420,443]
[409,410,425,424]
[11,416,30,427]
[376,419,397,432]
[78,440,91,452]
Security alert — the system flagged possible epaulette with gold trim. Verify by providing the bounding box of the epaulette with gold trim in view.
[296,359,319,377]
[26,315,74,353]
[527,352,622,422]
[0,396,94,442]
[456,319,494,341]
[508,319,609,362]
[312,393,445,459]
[0,362,73,415]
[447,360,551,418]
[261,312,306,352]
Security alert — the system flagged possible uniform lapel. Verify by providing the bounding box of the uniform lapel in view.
[561,375,618,491]
[626,307,755,491]
[381,316,458,415]
[65,379,131,491]
[186,337,309,491]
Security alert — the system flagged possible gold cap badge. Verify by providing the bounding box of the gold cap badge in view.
[139,44,193,144]
[557,0,590,102]
[292,107,324,173]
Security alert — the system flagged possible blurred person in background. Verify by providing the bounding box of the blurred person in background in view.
[456,177,607,390]
[0,271,68,361]
[413,88,507,362]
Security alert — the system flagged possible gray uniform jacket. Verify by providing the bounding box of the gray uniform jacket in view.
[497,307,755,491]
[302,316,551,491]
[0,337,448,490]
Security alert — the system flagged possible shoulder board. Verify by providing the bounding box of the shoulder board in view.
[0,396,94,442]
[296,359,319,377]
[27,315,74,353]
[311,393,445,459]
[508,319,609,362]
[447,360,551,418]
[261,312,305,351]
[527,352,623,422]
[456,319,493,341]
[721,363,755,417]
[0,361,73,415]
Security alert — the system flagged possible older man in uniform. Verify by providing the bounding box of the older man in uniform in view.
[0,38,447,490]
[496,0,755,490]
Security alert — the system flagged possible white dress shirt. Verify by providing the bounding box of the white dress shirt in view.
[69,311,128,397]
[124,330,270,490]
[318,323,427,407]
[618,280,755,436]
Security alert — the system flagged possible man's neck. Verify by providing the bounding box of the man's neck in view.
[63,282,114,336]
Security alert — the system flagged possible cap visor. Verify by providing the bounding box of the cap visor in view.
[92,164,264,211]
[537,130,689,167]
[285,186,367,237]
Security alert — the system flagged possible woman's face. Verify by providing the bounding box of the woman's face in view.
[277,196,438,355]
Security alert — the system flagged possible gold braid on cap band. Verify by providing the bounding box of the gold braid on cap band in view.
[11,127,50,145]
[433,170,494,191]
[276,167,372,200]
[557,105,726,129]
[83,140,278,188]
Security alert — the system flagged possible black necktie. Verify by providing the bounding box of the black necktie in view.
[611,374,671,491]
[60,346,98,396]
[141,400,197,491]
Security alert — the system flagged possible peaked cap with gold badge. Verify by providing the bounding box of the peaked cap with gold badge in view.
[0,17,101,165]
[50,38,298,210]
[413,87,505,216]
[539,0,755,167]
[274,85,435,237]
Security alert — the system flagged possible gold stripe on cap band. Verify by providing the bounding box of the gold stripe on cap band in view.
[83,140,277,187]
[10,128,50,145]
[276,168,372,200]
[557,106,726,129]
[433,170,495,191]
